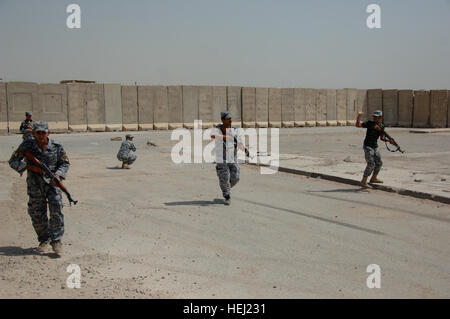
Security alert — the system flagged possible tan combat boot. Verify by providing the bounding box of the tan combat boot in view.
[51,241,63,255]
[361,176,369,187]
[36,242,49,253]
[370,174,383,183]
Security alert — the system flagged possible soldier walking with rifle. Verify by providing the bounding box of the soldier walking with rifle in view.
[356,110,401,188]
[19,111,34,140]
[211,111,250,205]
[9,121,73,255]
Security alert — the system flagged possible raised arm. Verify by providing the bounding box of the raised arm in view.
[356,111,364,128]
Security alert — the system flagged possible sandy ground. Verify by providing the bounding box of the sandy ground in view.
[0,129,449,298]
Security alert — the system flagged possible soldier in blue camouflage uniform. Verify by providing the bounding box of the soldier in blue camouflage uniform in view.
[211,111,248,206]
[19,111,34,140]
[117,134,137,169]
[9,121,70,255]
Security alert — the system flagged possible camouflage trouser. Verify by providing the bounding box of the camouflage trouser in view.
[118,154,136,165]
[216,163,240,198]
[363,146,383,177]
[27,175,64,243]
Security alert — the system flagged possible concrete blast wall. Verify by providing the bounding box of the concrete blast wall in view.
[430,90,448,128]
[255,88,269,128]
[0,82,448,133]
[268,88,281,128]
[168,86,183,129]
[242,87,256,128]
[316,89,327,126]
[227,86,242,127]
[346,88,358,126]
[38,84,68,132]
[326,89,337,126]
[7,82,39,133]
[398,90,413,127]
[0,83,7,133]
[281,88,294,127]
[382,89,398,127]
[294,88,306,127]
[121,86,138,131]
[336,89,347,126]
[104,84,122,132]
[413,90,430,128]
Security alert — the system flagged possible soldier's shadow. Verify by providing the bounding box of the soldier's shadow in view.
[0,246,60,259]
[164,199,224,206]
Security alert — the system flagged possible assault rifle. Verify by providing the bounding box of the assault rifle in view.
[23,151,78,206]
[382,130,405,153]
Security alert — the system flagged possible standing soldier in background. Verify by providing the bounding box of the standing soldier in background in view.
[211,111,249,206]
[20,111,34,140]
[117,134,137,169]
[356,110,395,187]
[9,121,70,255]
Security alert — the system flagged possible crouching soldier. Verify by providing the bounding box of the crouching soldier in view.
[117,134,137,169]
[9,121,70,255]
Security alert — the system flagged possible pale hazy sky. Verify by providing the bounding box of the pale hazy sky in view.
[0,0,449,89]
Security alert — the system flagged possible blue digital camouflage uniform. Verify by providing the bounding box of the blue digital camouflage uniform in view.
[9,138,70,244]
[117,140,137,165]
[213,124,242,198]
[20,119,34,140]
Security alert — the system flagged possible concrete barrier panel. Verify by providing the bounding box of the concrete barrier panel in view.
[316,89,327,126]
[346,88,358,126]
[104,84,122,132]
[367,89,382,117]
[242,87,256,128]
[212,86,227,126]
[413,90,430,128]
[86,84,105,132]
[382,89,398,127]
[357,89,368,117]
[121,86,138,131]
[398,90,413,127]
[336,89,347,126]
[305,89,317,127]
[0,83,7,134]
[326,89,337,126]
[168,86,183,129]
[6,82,39,133]
[152,86,169,130]
[182,86,198,129]
[38,84,68,133]
[294,88,306,127]
[281,88,294,127]
[198,86,213,128]
[227,86,242,127]
[430,90,448,128]
[138,86,155,130]
[255,87,268,127]
[268,88,281,128]
[67,83,87,132]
